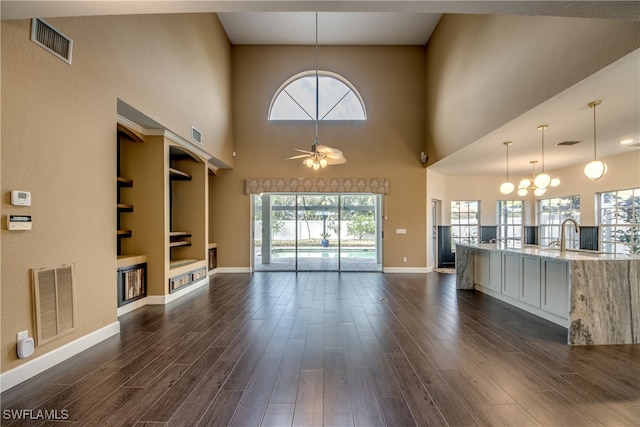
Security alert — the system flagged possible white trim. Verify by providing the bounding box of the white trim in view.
[216,267,252,273]
[146,277,209,305]
[425,266,434,273]
[0,322,120,392]
[382,267,430,273]
[116,115,212,162]
[116,297,148,317]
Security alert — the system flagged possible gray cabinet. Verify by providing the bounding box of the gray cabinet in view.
[542,260,568,318]
[502,253,521,299]
[521,256,541,307]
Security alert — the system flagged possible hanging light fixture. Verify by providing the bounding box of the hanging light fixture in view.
[584,100,607,180]
[533,125,560,190]
[517,159,557,197]
[499,141,515,195]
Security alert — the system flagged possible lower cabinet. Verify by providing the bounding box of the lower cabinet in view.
[542,260,569,317]
[521,256,541,307]
[502,253,521,299]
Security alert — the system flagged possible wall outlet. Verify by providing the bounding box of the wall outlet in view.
[403,257,407,263]
[17,330,28,341]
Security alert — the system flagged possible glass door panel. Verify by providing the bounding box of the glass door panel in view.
[339,194,382,271]
[296,194,339,271]
[253,194,296,271]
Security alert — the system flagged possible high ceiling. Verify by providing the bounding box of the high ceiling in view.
[2,1,638,176]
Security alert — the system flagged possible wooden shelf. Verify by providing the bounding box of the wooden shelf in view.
[169,231,191,238]
[117,203,134,212]
[169,168,192,181]
[117,229,132,237]
[117,176,133,187]
[169,241,191,248]
[169,258,200,269]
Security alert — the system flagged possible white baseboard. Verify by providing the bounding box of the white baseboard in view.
[216,267,252,273]
[0,321,120,393]
[383,267,430,273]
[116,297,148,317]
[146,277,209,305]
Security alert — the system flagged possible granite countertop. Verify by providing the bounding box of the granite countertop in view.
[458,242,639,261]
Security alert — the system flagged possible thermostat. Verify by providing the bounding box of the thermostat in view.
[11,190,31,206]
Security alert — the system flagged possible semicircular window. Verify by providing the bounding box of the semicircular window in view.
[269,70,367,121]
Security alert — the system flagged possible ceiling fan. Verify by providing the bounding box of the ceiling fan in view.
[288,138,347,170]
[287,12,347,170]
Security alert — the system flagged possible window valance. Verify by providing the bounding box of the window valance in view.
[245,178,389,195]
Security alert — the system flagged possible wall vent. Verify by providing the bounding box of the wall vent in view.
[31,18,73,64]
[555,140,581,146]
[33,264,77,345]
[191,127,202,144]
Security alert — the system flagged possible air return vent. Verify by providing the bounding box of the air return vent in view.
[33,264,77,345]
[31,18,73,64]
[555,140,581,146]
[191,126,202,144]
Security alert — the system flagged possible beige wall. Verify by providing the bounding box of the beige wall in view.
[210,45,427,269]
[424,15,640,163]
[426,151,640,270]
[1,14,232,372]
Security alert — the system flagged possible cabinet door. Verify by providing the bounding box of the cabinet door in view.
[474,251,490,287]
[542,260,569,318]
[488,251,502,292]
[521,256,541,307]
[502,253,521,299]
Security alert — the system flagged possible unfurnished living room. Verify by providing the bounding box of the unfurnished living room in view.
[1,1,639,426]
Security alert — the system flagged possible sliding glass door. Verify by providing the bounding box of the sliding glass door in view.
[252,193,382,272]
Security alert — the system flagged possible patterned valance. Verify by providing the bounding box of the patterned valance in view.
[245,178,389,195]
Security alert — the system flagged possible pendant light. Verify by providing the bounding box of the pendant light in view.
[518,160,538,196]
[584,100,607,180]
[499,141,515,195]
[532,125,560,190]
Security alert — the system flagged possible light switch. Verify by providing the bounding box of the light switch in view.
[396,228,406,234]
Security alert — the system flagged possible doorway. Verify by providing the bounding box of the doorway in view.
[252,193,383,272]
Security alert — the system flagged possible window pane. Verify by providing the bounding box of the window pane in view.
[270,72,366,121]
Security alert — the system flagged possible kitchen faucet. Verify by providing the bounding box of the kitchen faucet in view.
[560,218,579,252]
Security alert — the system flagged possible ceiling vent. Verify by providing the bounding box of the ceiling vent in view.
[191,126,202,144]
[31,18,73,64]
[555,140,581,146]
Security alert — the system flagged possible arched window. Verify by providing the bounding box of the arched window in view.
[268,70,367,121]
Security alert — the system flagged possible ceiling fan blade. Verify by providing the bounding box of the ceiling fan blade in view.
[326,156,347,165]
[294,148,313,154]
[286,154,310,160]
[316,144,344,159]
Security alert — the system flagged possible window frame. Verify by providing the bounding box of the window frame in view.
[497,200,523,248]
[450,200,480,251]
[538,195,581,249]
[598,187,640,255]
[268,70,367,121]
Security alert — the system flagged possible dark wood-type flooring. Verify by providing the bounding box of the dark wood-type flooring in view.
[2,272,639,426]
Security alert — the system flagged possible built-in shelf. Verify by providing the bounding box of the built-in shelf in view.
[169,167,192,181]
[117,203,134,211]
[117,229,132,237]
[169,241,191,248]
[169,258,200,269]
[117,176,133,187]
[169,231,191,237]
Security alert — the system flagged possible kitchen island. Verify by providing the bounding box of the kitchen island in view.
[455,243,640,345]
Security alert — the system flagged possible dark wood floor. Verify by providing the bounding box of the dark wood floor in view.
[2,272,639,426]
